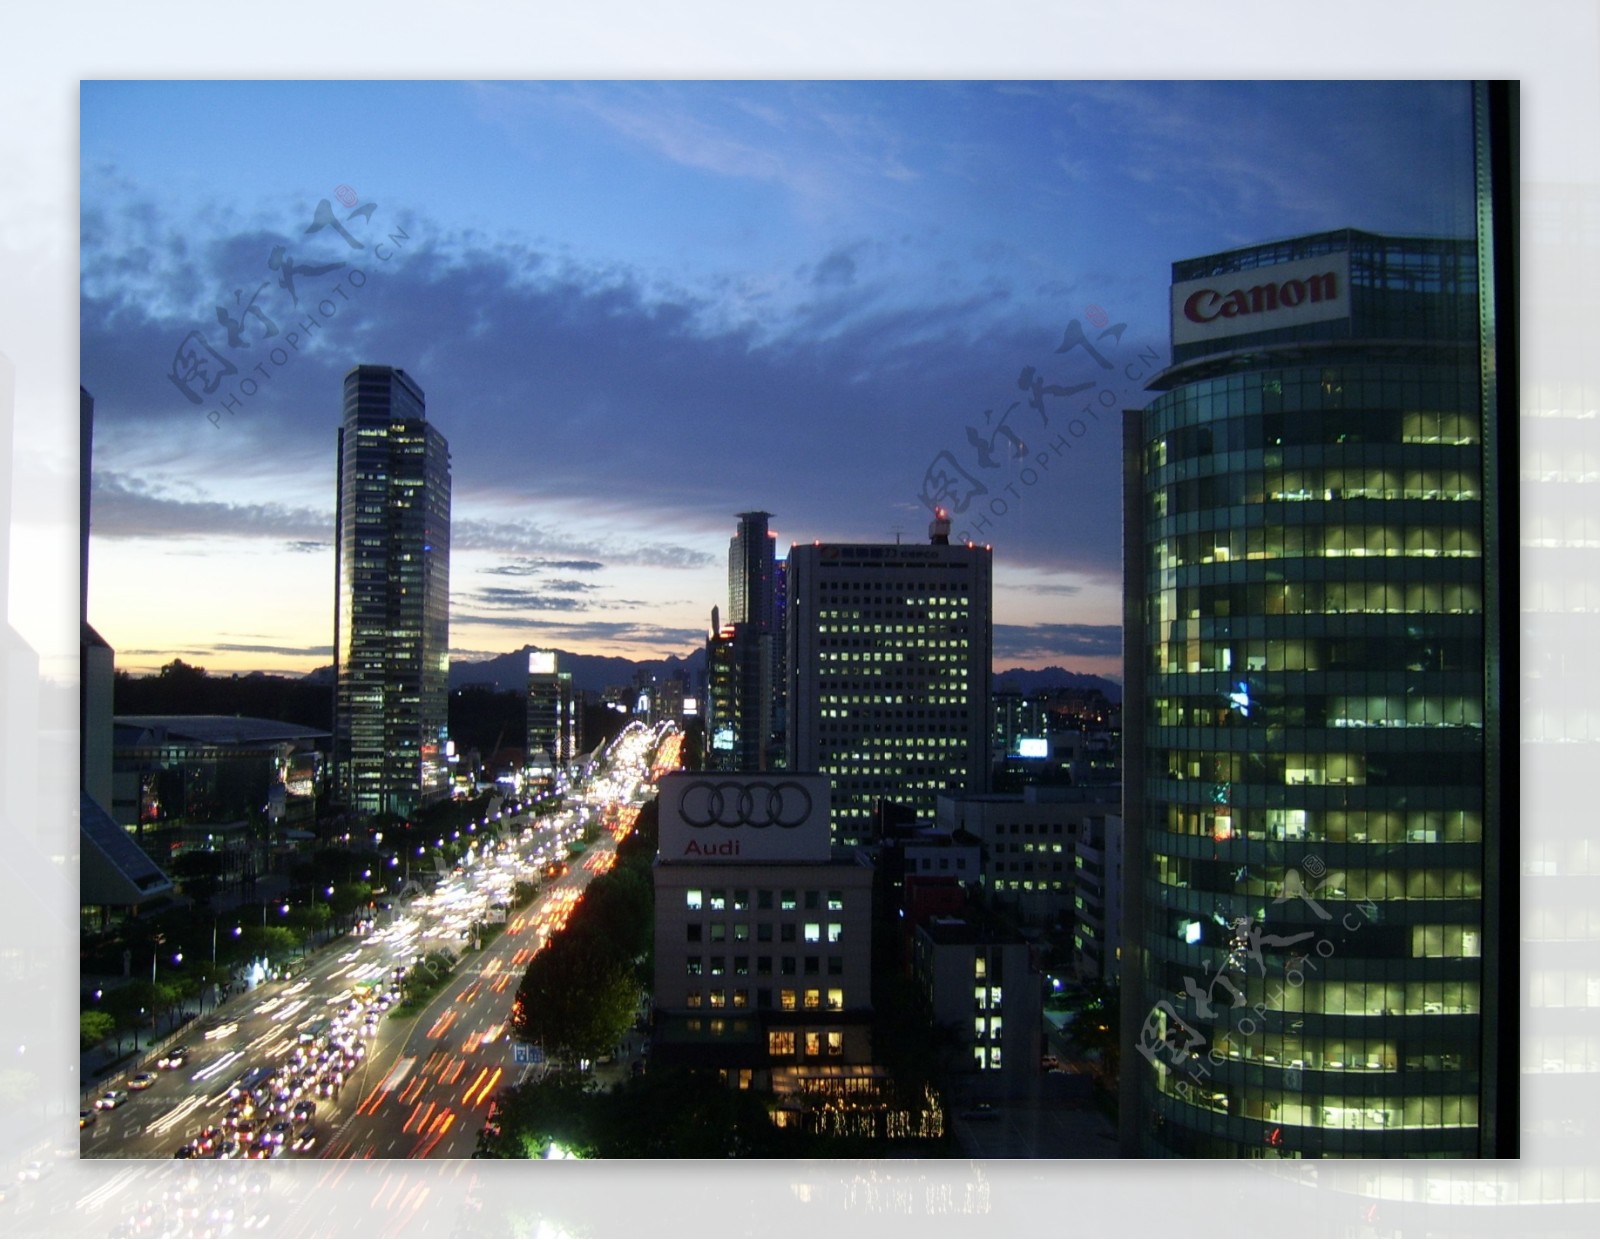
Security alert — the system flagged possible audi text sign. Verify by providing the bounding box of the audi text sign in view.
[657,772,832,863]
[1170,251,1350,348]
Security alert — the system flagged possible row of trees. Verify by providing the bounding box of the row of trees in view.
[507,851,653,1065]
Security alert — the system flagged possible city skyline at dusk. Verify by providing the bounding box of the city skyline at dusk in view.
[79,80,1477,681]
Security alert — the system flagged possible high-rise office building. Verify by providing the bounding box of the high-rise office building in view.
[1120,167,1513,1154]
[333,365,452,816]
[706,512,785,771]
[526,649,575,782]
[786,511,992,845]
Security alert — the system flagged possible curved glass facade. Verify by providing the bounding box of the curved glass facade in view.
[1124,233,1500,1157]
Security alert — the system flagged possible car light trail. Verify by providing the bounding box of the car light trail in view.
[425,1008,458,1040]
[466,1066,502,1108]
[192,1049,244,1082]
[148,1093,207,1136]
[459,1067,489,1107]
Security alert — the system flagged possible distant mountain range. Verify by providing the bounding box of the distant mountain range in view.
[308,648,1120,701]
[446,646,708,695]
[992,666,1122,702]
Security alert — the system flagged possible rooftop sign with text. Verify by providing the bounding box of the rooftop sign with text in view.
[656,772,832,863]
[1171,251,1350,347]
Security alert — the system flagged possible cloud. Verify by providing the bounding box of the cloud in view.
[460,587,590,613]
[212,642,333,658]
[91,471,331,542]
[452,518,715,570]
[483,558,606,576]
[811,247,858,288]
[1000,582,1082,597]
[993,622,1122,663]
[286,541,329,554]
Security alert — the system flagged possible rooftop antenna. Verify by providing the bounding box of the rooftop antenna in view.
[891,526,904,545]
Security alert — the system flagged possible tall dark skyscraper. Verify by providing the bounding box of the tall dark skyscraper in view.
[787,511,992,845]
[333,365,452,816]
[1120,86,1515,1157]
[707,511,785,771]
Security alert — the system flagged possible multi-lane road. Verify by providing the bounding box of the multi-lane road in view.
[81,721,672,1166]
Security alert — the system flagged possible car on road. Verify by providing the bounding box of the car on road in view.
[16,1161,51,1182]
[157,1046,189,1069]
[95,1088,129,1110]
[291,1126,317,1153]
[128,1071,158,1091]
[291,1100,317,1123]
[79,1109,96,1129]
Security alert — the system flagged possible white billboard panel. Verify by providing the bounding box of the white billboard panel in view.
[1171,251,1350,347]
[657,772,832,863]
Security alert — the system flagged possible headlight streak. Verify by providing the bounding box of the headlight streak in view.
[191,1049,245,1083]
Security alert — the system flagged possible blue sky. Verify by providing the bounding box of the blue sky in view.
[80,80,1477,676]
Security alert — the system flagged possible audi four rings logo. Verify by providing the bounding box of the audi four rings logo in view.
[678,780,813,829]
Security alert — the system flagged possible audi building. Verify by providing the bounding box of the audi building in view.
[786,510,992,846]
[651,771,885,1128]
[1120,86,1516,1159]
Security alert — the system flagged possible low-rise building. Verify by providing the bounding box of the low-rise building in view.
[911,915,1042,1101]
[652,772,933,1136]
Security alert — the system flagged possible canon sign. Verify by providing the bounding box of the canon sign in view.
[658,771,832,863]
[1171,251,1350,348]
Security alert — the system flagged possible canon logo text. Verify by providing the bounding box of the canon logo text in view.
[1183,271,1339,325]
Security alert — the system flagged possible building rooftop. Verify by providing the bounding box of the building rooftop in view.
[917,915,1028,947]
[81,790,173,905]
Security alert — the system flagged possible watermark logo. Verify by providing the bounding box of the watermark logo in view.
[165,186,413,428]
[915,308,1161,544]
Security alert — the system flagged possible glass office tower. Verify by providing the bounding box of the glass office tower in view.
[333,365,452,816]
[1121,215,1509,1155]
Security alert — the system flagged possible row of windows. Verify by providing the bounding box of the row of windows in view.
[685,988,845,1011]
[1148,407,1480,466]
[1152,694,1484,730]
[814,686,973,704]
[1150,634,1480,674]
[686,889,844,911]
[687,955,846,976]
[768,1029,845,1056]
[817,622,966,636]
[685,919,844,945]
[1154,855,1483,901]
[1150,470,1480,519]
[1161,579,1483,619]
[1210,1032,1471,1072]
[1159,749,1480,788]
[1154,524,1483,567]
[1161,806,1483,846]
[1172,979,1480,1018]
[1161,1076,1482,1130]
